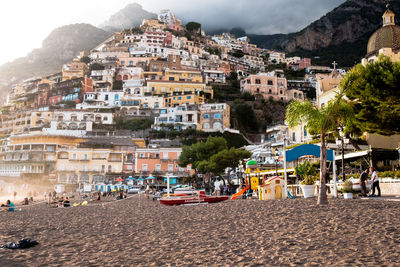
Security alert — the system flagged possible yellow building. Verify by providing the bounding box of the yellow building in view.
[146,80,213,100]
[165,93,204,107]
[56,147,124,184]
[164,69,203,83]
[0,134,84,179]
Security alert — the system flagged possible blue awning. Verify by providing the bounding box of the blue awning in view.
[286,144,334,162]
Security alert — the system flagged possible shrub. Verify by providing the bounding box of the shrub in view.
[342,180,353,193]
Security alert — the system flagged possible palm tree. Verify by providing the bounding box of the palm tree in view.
[286,90,355,205]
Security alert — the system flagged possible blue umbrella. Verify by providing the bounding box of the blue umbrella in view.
[126,177,134,180]
[146,176,156,180]
[137,176,145,181]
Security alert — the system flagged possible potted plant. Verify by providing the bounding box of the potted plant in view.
[342,180,353,199]
[296,162,317,198]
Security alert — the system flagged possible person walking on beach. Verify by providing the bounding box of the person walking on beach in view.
[359,168,369,197]
[370,167,381,197]
[214,178,221,196]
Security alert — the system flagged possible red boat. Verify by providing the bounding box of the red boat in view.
[159,190,229,206]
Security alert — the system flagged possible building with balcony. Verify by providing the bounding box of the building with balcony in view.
[199,103,230,132]
[240,71,289,101]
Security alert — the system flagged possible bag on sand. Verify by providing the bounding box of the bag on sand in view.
[1,239,39,249]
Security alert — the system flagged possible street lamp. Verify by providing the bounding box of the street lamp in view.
[336,130,349,181]
[274,150,280,176]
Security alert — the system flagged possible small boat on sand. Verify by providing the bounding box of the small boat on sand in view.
[159,190,229,206]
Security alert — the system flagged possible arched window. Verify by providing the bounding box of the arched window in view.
[59,174,67,183]
[80,174,90,183]
[69,174,78,184]
[202,123,210,129]
[213,113,222,119]
[213,122,222,129]
[123,75,129,80]
[203,113,210,119]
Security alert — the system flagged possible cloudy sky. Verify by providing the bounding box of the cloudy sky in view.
[0,0,345,65]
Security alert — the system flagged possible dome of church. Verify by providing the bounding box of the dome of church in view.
[366,7,400,56]
[367,25,400,56]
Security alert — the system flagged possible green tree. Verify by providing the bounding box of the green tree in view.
[342,56,400,135]
[80,56,91,64]
[286,92,355,205]
[185,22,201,33]
[112,80,123,91]
[199,147,251,185]
[178,136,228,170]
[235,103,258,132]
[89,63,104,71]
[230,49,244,58]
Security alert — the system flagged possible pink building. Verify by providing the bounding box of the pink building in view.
[135,147,194,176]
[240,71,289,101]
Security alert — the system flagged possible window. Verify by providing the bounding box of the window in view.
[142,164,148,171]
[292,132,296,142]
[114,94,119,100]
[203,123,210,129]
[269,89,272,93]
[105,95,109,101]
[268,80,273,85]
[255,79,261,84]
[168,164,173,172]
[82,165,88,171]
[178,97,182,100]
[163,152,168,159]
[84,154,88,160]
[203,113,210,119]
[121,61,125,67]
[155,164,161,171]
[280,90,283,94]
[187,96,191,99]
[72,154,77,160]
[59,164,65,171]
[213,113,222,119]
[304,126,308,137]
[69,165,74,171]
[93,165,98,172]
[169,77,175,81]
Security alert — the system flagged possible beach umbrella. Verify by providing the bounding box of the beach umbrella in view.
[126,177,134,180]
[146,176,156,180]
[115,178,124,182]
[137,176,145,181]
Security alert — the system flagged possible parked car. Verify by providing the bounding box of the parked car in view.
[127,186,141,194]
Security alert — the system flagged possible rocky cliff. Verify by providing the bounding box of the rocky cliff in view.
[100,3,157,32]
[251,0,400,66]
[0,24,110,89]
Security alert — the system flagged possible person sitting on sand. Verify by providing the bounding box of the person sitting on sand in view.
[22,197,29,205]
[63,197,70,207]
[1,200,15,212]
[57,197,64,208]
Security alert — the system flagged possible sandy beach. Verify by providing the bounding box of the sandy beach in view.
[1,195,400,266]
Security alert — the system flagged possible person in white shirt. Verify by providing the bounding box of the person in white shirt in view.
[370,167,381,197]
[214,179,221,196]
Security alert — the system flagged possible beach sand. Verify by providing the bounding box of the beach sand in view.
[0,195,400,266]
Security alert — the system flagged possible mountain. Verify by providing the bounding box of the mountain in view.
[0,24,110,94]
[100,3,157,32]
[249,0,400,67]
